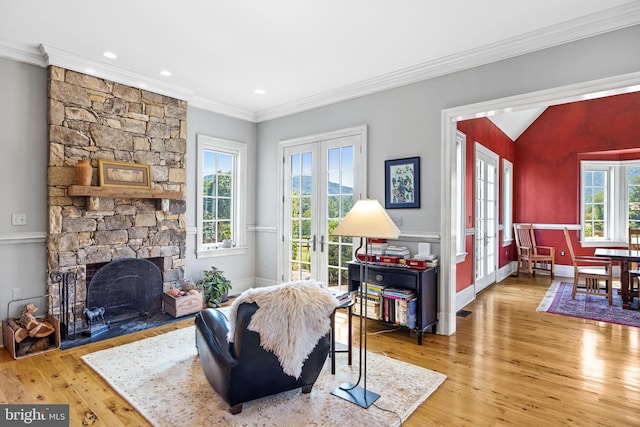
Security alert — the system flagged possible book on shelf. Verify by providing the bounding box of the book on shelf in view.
[380,287,416,299]
[327,288,352,304]
[353,295,380,320]
[385,245,411,258]
[406,298,416,329]
[378,287,417,328]
[363,282,384,295]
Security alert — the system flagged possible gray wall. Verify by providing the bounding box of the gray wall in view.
[0,57,48,324]
[185,106,257,293]
[255,24,640,282]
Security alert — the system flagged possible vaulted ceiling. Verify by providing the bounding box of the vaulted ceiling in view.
[1,1,639,124]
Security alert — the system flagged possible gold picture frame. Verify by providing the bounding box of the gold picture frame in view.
[98,160,151,189]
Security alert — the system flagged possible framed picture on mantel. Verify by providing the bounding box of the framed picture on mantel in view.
[98,160,151,189]
[385,157,420,209]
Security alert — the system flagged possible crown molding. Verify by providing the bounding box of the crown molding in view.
[189,96,256,122]
[0,39,46,66]
[254,2,640,122]
[39,44,196,102]
[0,41,257,121]
[1,3,638,123]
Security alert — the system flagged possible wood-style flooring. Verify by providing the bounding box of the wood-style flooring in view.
[1,274,639,426]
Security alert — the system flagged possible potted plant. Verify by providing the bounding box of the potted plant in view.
[197,266,232,307]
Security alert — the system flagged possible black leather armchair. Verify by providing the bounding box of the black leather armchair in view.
[195,303,330,414]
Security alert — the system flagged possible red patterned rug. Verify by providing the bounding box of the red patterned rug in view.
[537,281,640,327]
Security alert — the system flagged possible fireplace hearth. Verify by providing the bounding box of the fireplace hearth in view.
[59,258,187,349]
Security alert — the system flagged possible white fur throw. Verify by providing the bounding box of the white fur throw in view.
[227,280,339,378]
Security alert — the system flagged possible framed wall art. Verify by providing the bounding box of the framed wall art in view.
[385,157,420,209]
[98,160,151,189]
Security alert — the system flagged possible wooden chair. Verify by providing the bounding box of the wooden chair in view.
[513,224,555,278]
[563,227,612,305]
[628,228,640,300]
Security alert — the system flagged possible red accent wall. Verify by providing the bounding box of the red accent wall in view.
[456,118,515,292]
[455,91,640,292]
[514,91,640,258]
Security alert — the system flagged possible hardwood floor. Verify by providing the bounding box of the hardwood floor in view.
[1,274,639,426]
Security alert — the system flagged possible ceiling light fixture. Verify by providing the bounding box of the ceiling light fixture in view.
[102,51,117,59]
[160,70,172,77]
[254,89,266,95]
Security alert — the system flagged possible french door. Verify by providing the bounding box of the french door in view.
[475,143,498,293]
[280,127,366,289]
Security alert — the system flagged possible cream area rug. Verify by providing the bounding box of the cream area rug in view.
[82,326,446,427]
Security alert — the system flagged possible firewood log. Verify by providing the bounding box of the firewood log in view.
[14,327,28,343]
[16,339,33,357]
[28,338,49,353]
[33,321,55,338]
[7,318,20,331]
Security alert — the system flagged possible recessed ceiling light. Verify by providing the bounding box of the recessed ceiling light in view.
[254,89,266,95]
[103,51,117,59]
[160,70,172,77]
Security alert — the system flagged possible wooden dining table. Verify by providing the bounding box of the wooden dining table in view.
[594,248,640,310]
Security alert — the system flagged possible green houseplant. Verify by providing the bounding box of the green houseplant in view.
[197,266,232,307]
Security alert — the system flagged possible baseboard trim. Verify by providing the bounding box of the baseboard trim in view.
[456,284,476,311]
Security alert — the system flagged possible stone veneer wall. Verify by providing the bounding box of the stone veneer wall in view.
[46,65,187,320]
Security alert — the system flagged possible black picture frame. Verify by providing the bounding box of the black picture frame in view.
[385,157,420,209]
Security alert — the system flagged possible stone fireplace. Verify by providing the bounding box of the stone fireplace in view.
[46,65,187,334]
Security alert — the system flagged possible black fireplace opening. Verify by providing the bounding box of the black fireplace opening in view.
[60,257,191,350]
[86,258,163,325]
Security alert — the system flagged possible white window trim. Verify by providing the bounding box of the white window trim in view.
[196,134,247,258]
[502,159,513,247]
[455,131,467,263]
[580,159,640,247]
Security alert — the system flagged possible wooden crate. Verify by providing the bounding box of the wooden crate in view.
[162,292,203,318]
[2,313,60,360]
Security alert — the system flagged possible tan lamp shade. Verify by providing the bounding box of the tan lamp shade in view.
[332,198,400,239]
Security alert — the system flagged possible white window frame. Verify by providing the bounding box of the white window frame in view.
[580,159,640,247]
[455,131,467,262]
[196,134,247,258]
[502,159,513,246]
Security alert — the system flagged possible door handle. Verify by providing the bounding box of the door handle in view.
[312,235,317,251]
[320,235,325,252]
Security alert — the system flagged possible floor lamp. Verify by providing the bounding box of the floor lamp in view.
[330,198,400,408]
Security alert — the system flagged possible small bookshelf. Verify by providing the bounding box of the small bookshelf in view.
[347,262,438,344]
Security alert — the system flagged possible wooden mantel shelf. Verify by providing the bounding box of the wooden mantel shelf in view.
[68,185,184,200]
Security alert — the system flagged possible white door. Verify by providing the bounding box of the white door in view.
[475,143,498,293]
[281,127,366,289]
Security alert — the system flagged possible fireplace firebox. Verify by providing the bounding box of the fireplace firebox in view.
[86,258,163,327]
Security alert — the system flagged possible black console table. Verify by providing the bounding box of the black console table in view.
[347,262,438,345]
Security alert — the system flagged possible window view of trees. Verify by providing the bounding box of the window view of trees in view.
[582,163,640,241]
[629,167,640,229]
[203,150,233,245]
[583,170,606,238]
[287,146,356,288]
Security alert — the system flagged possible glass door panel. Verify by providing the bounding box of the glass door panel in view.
[282,130,364,288]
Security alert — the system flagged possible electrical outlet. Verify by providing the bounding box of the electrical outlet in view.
[12,288,21,300]
[11,213,27,226]
[560,250,565,256]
